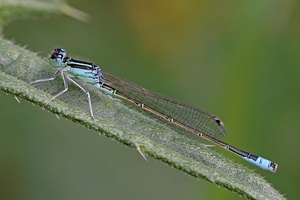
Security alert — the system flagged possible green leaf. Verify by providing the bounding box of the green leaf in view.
[0,0,59,28]
[0,1,284,200]
[0,0,89,29]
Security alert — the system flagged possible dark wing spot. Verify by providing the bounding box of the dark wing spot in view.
[213,116,225,127]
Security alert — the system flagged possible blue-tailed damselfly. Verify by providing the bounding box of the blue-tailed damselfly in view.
[30,48,278,172]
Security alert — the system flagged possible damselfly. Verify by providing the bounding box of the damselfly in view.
[30,48,278,172]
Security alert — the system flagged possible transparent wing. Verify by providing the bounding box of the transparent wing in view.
[102,71,227,139]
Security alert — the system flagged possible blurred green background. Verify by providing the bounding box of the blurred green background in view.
[1,0,299,199]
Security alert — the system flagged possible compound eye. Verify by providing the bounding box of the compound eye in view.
[49,48,67,67]
[49,57,63,67]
